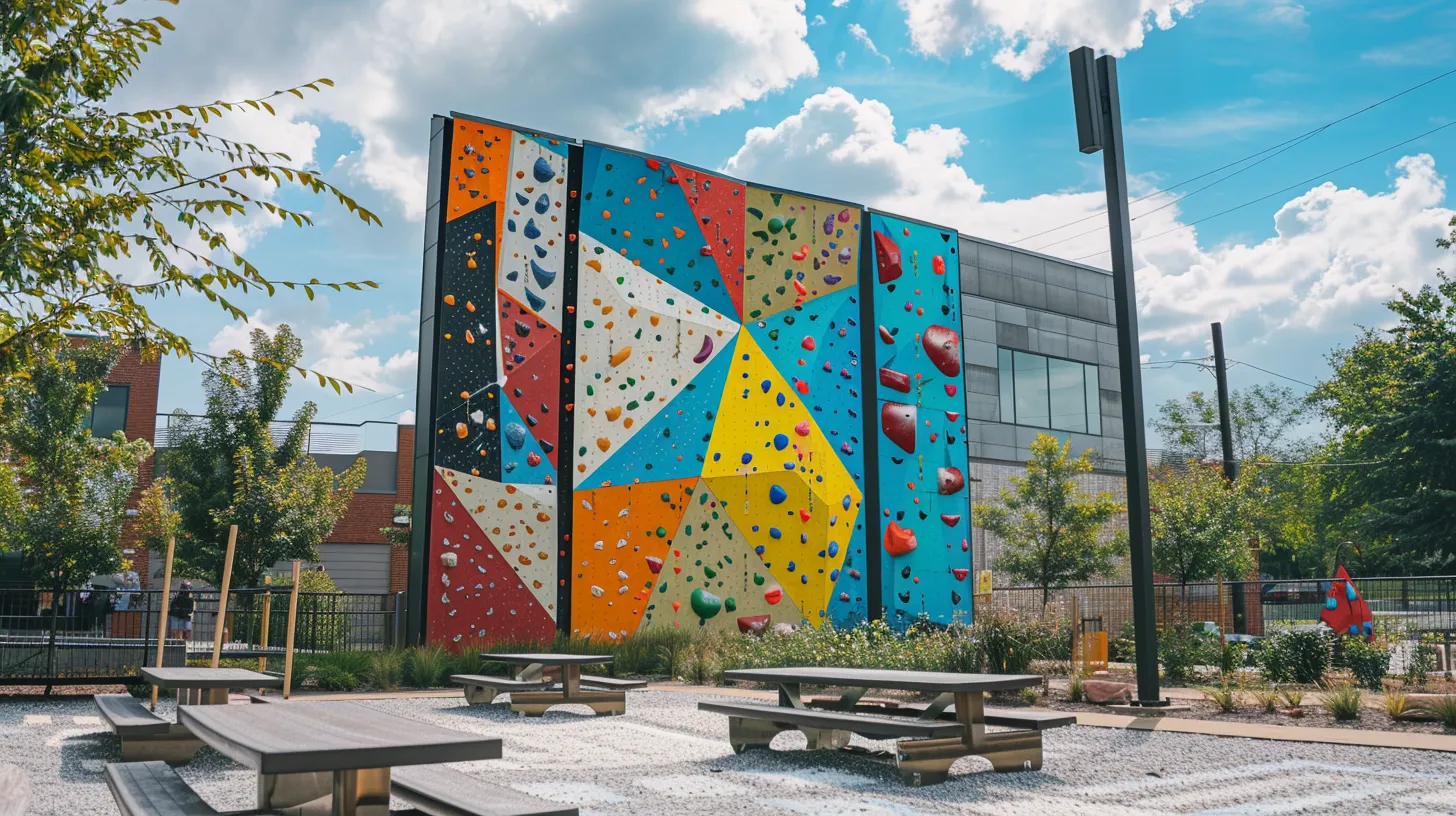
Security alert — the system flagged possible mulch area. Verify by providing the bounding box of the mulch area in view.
[1042,690,1452,735]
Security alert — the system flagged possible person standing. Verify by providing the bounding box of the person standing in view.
[168,580,195,641]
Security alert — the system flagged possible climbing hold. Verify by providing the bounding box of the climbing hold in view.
[884,521,917,556]
[769,485,788,504]
[794,421,811,437]
[881,402,917,453]
[523,219,541,239]
[646,556,664,574]
[874,231,902,283]
[921,325,961,376]
[763,587,783,605]
[952,568,970,581]
[879,325,895,344]
[932,255,946,275]
[532,156,555,182]
[531,260,557,289]
[801,336,816,351]
[504,423,526,450]
[526,452,542,467]
[940,514,962,527]
[773,434,789,450]
[609,346,633,367]
[738,615,771,634]
[693,335,714,364]
[879,368,911,393]
[937,467,966,495]
[690,588,723,620]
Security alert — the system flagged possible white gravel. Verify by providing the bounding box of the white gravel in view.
[3,691,1455,815]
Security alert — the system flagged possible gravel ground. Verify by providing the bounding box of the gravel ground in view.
[3,691,1456,815]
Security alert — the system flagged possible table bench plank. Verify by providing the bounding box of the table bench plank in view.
[392,765,578,816]
[699,700,965,740]
[723,667,1040,693]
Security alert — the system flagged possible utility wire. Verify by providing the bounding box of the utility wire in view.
[1227,360,1318,390]
[1009,66,1456,248]
[1071,118,1456,263]
[316,388,416,421]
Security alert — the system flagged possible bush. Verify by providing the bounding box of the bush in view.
[1067,674,1085,702]
[1251,687,1280,713]
[1407,638,1439,687]
[973,612,1061,675]
[1337,636,1390,690]
[365,650,404,690]
[234,570,349,652]
[1159,623,1218,683]
[1202,683,1239,712]
[1111,620,1137,663]
[1280,688,1304,709]
[1324,682,1362,721]
[1256,629,1330,685]
[1425,695,1456,729]
[1217,641,1247,678]
[406,644,451,688]
[314,664,356,691]
[1383,690,1409,720]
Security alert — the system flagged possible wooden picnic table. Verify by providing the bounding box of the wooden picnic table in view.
[139,666,281,706]
[179,700,502,816]
[705,667,1061,786]
[478,653,633,716]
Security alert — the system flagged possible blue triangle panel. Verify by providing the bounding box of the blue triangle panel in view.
[579,338,735,487]
[497,390,553,484]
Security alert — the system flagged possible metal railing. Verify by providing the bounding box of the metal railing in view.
[0,587,403,685]
[977,575,1456,642]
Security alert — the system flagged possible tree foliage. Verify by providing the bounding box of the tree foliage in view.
[1310,272,1456,574]
[0,343,151,590]
[380,504,411,548]
[0,0,379,383]
[162,325,366,587]
[1153,383,1307,462]
[135,477,179,552]
[1149,462,1259,584]
[974,434,1126,606]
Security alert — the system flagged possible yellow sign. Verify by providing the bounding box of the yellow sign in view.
[975,570,993,596]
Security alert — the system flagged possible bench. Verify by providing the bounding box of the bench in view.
[95,694,204,764]
[889,701,1077,731]
[392,764,578,816]
[578,675,647,691]
[105,761,282,816]
[243,691,281,704]
[451,674,553,705]
[698,700,965,752]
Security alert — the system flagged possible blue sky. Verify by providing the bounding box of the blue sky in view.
[122,0,1456,444]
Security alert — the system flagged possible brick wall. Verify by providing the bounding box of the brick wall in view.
[107,347,160,585]
[390,425,414,593]
[319,424,414,594]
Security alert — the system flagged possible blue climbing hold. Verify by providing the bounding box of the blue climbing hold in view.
[827,542,839,557]
[523,218,541,239]
[773,434,789,450]
[829,569,840,582]
[525,289,547,312]
[532,156,555,183]
[769,485,788,504]
[1325,597,1337,610]
[786,561,796,572]
[755,545,766,555]
[1345,583,1357,602]
[534,193,549,214]
[769,528,782,539]
[741,452,753,465]
[760,380,772,393]
[531,260,556,289]
[504,423,527,450]
[841,495,852,510]
[776,393,786,407]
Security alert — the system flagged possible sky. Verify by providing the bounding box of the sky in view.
[117,0,1456,443]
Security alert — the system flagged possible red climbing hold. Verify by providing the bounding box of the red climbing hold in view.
[921,325,962,377]
[801,336,816,351]
[881,402,917,453]
[699,245,714,256]
[794,421,811,437]
[794,379,810,395]
[874,231,902,283]
[764,587,783,605]
[737,615,771,634]
[945,384,958,397]
[951,568,970,581]
[645,556,664,574]
[879,325,895,345]
[945,411,961,422]
[932,255,946,275]
[792,279,808,296]
[799,508,811,522]
[879,368,911,393]
[937,467,966,495]
[526,452,542,467]
[645,158,662,171]
[940,514,962,527]
[884,521,918,556]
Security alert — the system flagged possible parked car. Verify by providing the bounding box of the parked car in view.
[1261,580,1332,604]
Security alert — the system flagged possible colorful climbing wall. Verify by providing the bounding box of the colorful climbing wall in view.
[424,120,572,645]
[868,213,973,625]
[419,115,976,645]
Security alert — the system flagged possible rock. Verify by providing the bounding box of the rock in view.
[881,401,916,453]
[1398,694,1453,721]
[1084,680,1133,705]
[771,622,799,636]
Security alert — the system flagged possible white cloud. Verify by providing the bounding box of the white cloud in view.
[723,87,1456,348]
[848,23,891,64]
[1125,100,1297,147]
[126,0,820,219]
[832,0,851,6]
[811,13,826,25]
[207,310,419,394]
[1260,0,1308,26]
[836,50,847,67]
[397,409,417,425]
[898,0,1200,79]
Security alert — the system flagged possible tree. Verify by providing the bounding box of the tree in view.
[1153,384,1307,462]
[1149,463,1258,585]
[1310,272,1456,574]
[1,0,379,382]
[974,434,1126,607]
[0,344,151,592]
[163,325,366,587]
[135,478,180,553]
[380,504,411,548]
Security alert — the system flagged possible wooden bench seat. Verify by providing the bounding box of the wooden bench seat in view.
[95,694,205,764]
[243,691,280,705]
[392,764,578,816]
[578,675,647,691]
[698,700,964,753]
[889,701,1076,731]
[451,674,553,705]
[105,761,281,816]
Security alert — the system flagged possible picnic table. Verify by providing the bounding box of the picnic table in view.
[702,667,1073,786]
[139,666,281,706]
[462,653,644,716]
[178,701,502,815]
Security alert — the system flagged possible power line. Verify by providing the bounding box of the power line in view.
[1141,356,1316,389]
[1010,66,1456,249]
[316,388,416,421]
[1227,360,1318,390]
[1071,117,1456,263]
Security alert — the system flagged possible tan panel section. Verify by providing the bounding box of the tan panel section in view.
[742,188,860,321]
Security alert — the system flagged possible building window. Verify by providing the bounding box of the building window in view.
[997,349,1100,435]
[85,384,130,439]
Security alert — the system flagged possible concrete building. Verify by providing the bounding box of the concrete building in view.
[957,236,1131,584]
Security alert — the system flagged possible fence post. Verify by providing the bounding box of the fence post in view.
[210,525,237,668]
[151,536,176,712]
[283,561,301,700]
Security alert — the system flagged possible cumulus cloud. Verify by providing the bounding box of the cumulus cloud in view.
[723,87,1456,346]
[207,310,419,394]
[848,23,891,64]
[397,409,417,424]
[898,0,1199,79]
[126,0,819,219]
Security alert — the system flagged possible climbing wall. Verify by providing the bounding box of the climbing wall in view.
[421,115,974,644]
[867,213,973,625]
[424,120,572,645]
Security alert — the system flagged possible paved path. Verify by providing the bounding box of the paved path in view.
[4,691,1456,815]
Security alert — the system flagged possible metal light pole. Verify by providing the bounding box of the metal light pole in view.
[1210,321,1247,633]
[1070,47,1165,707]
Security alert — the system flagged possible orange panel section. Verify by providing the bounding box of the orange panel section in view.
[569,478,696,641]
[445,120,511,224]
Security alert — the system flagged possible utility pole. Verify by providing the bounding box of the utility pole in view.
[1211,322,1247,633]
[1070,47,1165,707]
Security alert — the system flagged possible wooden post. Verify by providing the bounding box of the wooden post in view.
[1217,574,1227,648]
[258,591,273,675]
[150,536,176,712]
[1070,594,1081,678]
[210,525,238,669]
[283,560,301,700]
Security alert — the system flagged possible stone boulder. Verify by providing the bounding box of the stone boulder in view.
[1083,679,1133,705]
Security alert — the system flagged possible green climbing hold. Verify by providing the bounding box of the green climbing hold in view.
[703,566,717,579]
[767,217,785,234]
[690,587,723,619]
[753,573,765,586]
[724,598,738,612]
[656,526,668,537]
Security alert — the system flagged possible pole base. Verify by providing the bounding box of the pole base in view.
[1106,700,1190,718]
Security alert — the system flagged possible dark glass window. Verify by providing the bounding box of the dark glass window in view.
[997,350,1101,435]
[86,385,130,439]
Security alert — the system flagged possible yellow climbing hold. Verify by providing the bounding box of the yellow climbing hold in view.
[609,346,633,367]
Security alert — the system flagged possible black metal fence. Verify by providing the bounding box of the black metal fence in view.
[978,575,1456,640]
[0,587,404,685]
